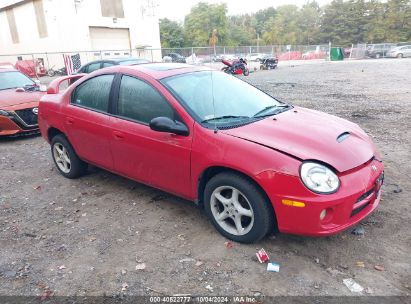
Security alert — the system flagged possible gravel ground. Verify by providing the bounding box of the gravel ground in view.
[0,59,410,298]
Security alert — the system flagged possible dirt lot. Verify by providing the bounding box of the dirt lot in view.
[0,59,410,298]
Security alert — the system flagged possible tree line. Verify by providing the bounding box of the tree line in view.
[159,0,411,48]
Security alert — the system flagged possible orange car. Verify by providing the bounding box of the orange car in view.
[0,68,45,136]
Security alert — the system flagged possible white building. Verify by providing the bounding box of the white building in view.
[0,0,161,65]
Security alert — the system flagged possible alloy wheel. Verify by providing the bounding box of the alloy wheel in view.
[210,186,254,236]
[53,143,71,173]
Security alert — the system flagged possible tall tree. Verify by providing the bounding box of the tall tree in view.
[158,0,411,47]
[227,14,255,46]
[252,7,277,36]
[262,5,301,44]
[299,1,322,44]
[159,18,184,48]
[384,0,411,42]
[184,2,228,47]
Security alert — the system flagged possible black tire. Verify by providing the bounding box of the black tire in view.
[204,172,275,243]
[243,68,250,76]
[221,67,230,73]
[47,70,55,77]
[397,53,403,58]
[375,53,381,59]
[51,134,87,179]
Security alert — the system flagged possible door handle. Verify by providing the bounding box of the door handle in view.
[113,131,125,140]
[66,117,74,125]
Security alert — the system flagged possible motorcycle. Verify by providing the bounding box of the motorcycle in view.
[259,56,278,70]
[47,66,67,77]
[221,58,249,76]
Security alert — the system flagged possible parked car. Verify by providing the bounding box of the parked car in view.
[39,63,384,243]
[221,54,238,61]
[163,53,186,63]
[386,45,411,58]
[246,53,267,62]
[365,43,396,58]
[0,68,46,136]
[76,57,150,74]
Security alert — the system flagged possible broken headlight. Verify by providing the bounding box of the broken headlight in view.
[300,161,340,194]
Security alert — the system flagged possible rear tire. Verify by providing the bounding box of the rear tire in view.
[204,172,275,243]
[375,53,381,59]
[51,134,87,179]
[47,70,55,77]
[397,53,403,58]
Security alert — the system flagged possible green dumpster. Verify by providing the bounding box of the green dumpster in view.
[330,47,344,61]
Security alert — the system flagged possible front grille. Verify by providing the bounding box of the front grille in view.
[14,108,38,127]
[351,202,370,217]
[351,187,375,217]
[356,188,375,203]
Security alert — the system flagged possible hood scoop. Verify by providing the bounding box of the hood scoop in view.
[337,132,350,143]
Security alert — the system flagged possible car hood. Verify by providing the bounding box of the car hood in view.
[222,107,375,172]
[0,88,44,109]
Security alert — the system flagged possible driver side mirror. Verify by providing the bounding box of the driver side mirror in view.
[149,117,189,136]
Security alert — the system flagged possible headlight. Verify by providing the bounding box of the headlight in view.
[0,109,11,117]
[300,162,340,194]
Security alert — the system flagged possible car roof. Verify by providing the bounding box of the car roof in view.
[0,68,18,73]
[116,63,212,80]
[85,57,146,65]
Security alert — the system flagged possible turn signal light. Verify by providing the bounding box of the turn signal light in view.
[282,199,305,208]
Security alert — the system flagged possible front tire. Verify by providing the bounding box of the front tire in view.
[204,172,275,243]
[221,67,230,74]
[397,53,403,58]
[243,68,250,76]
[51,134,87,179]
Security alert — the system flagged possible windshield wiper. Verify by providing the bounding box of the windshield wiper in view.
[201,115,250,123]
[253,104,291,118]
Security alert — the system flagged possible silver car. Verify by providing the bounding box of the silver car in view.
[387,45,411,58]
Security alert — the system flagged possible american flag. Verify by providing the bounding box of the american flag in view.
[63,53,81,75]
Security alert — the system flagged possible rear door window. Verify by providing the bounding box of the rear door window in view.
[71,75,114,112]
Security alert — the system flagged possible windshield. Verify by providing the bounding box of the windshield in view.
[0,71,34,90]
[162,71,287,126]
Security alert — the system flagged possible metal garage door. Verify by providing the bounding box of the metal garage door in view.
[89,27,131,51]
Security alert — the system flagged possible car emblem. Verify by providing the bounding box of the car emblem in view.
[32,107,39,115]
[371,165,377,172]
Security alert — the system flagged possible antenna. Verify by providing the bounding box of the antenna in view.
[211,69,217,134]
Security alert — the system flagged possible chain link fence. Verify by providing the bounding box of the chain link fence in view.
[0,42,405,77]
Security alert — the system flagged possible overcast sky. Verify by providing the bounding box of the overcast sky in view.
[155,0,332,22]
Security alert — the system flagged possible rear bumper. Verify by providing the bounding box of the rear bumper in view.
[256,158,384,236]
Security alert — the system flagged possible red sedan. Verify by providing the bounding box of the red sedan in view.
[0,68,45,136]
[38,64,384,243]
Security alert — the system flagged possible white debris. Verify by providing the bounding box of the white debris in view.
[121,283,128,291]
[205,285,213,292]
[135,263,146,270]
[343,278,364,293]
[179,258,195,263]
